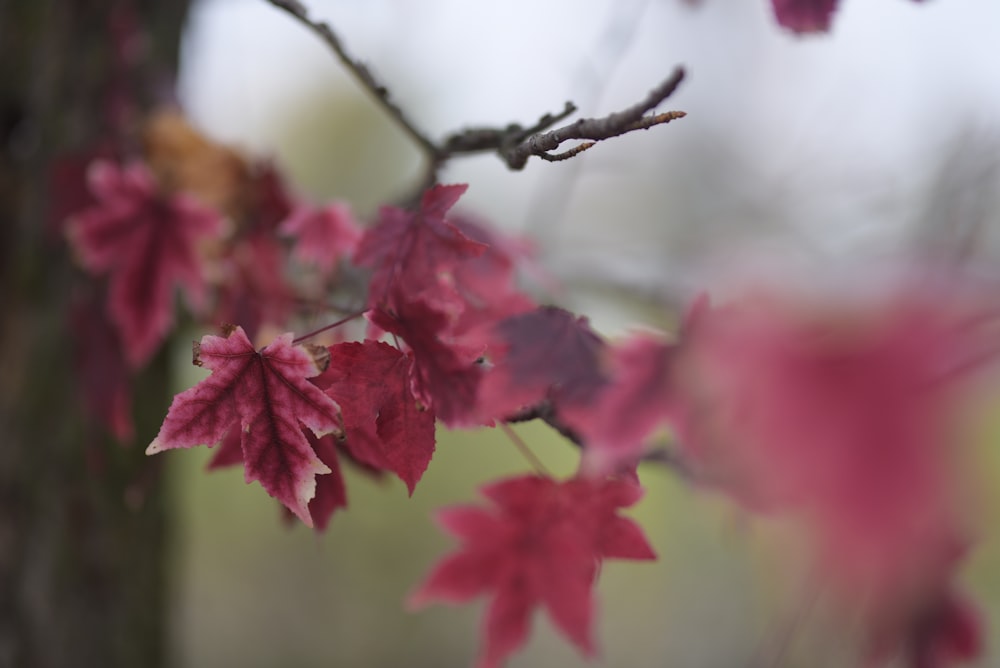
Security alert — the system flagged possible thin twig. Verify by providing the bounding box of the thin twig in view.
[499,422,551,477]
[291,310,367,345]
[538,142,596,163]
[441,102,578,155]
[500,67,686,170]
[749,582,820,668]
[524,0,656,241]
[293,297,363,313]
[505,402,692,478]
[264,0,439,157]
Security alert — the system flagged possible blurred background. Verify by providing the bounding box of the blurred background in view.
[164,1,1000,667]
[5,0,1000,666]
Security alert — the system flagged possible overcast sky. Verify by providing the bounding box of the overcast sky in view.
[178,0,1000,309]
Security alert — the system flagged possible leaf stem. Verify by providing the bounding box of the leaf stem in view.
[499,422,551,478]
[292,310,367,345]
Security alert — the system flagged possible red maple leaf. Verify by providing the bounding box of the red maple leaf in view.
[448,216,537,336]
[66,159,223,367]
[670,269,997,663]
[410,475,656,668]
[213,231,296,340]
[205,426,244,470]
[769,0,923,33]
[304,432,349,531]
[771,0,839,33]
[475,306,608,423]
[353,183,486,311]
[312,341,435,493]
[207,426,350,532]
[369,300,483,427]
[280,201,362,277]
[569,332,675,474]
[242,161,295,233]
[147,326,341,527]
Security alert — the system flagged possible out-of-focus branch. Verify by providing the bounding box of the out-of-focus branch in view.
[265,0,686,195]
[523,0,654,239]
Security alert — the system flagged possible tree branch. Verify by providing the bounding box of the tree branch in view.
[264,0,439,156]
[439,69,686,170]
[265,0,686,193]
[499,68,687,170]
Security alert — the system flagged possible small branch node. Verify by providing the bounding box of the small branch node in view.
[539,142,596,162]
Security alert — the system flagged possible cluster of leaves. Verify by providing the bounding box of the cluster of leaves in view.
[62,113,669,665]
[65,115,998,664]
[59,1,990,666]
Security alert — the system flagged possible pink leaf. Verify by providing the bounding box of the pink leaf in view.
[313,341,436,493]
[410,475,655,668]
[281,201,363,276]
[570,332,675,474]
[369,300,483,427]
[771,0,839,34]
[354,184,486,311]
[476,306,608,422]
[66,159,222,367]
[147,326,341,527]
[448,216,537,336]
[214,231,296,339]
[305,432,348,532]
[670,270,996,662]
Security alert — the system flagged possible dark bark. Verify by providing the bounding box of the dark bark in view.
[0,1,189,666]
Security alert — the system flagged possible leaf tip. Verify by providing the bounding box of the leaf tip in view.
[146,438,166,455]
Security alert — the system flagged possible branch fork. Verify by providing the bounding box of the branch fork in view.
[265,0,686,189]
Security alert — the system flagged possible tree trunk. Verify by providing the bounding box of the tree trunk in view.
[0,1,190,666]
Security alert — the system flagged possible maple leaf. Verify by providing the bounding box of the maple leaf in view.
[569,332,675,475]
[769,0,924,34]
[66,159,223,367]
[206,426,244,470]
[369,301,483,427]
[280,201,363,277]
[312,341,435,493]
[353,183,486,311]
[241,161,295,233]
[475,306,609,423]
[213,231,296,340]
[669,268,997,663]
[207,427,348,532]
[448,216,537,336]
[147,326,341,527]
[300,431,348,531]
[771,0,838,33]
[410,475,656,668]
